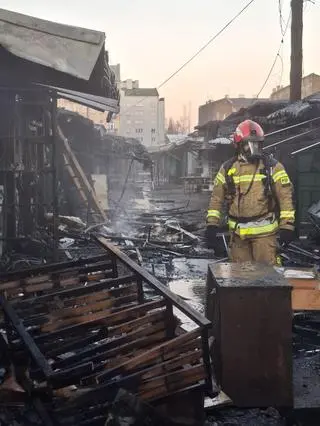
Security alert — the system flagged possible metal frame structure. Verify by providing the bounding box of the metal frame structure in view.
[0,238,213,425]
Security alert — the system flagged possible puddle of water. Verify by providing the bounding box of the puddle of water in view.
[168,257,212,331]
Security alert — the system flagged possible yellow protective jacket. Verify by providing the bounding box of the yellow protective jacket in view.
[207,156,295,239]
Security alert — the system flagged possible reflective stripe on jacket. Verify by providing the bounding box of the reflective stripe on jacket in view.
[207,157,295,239]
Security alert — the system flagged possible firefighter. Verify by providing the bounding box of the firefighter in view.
[206,119,295,264]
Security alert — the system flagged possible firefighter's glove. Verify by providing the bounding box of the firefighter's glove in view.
[279,229,295,247]
[206,226,218,250]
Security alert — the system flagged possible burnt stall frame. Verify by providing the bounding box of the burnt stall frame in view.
[0,239,213,424]
[0,87,60,261]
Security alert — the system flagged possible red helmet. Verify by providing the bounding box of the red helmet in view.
[233,120,264,145]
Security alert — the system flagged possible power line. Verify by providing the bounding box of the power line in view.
[157,0,256,90]
[278,0,285,35]
[121,0,257,116]
[254,10,291,99]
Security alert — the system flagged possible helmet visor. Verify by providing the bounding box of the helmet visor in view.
[248,141,263,157]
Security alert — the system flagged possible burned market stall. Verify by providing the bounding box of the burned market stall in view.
[57,111,152,218]
[0,8,119,269]
[0,237,213,426]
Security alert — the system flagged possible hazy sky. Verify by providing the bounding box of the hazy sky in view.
[1,0,319,126]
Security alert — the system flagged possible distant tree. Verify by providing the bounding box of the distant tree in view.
[167,117,183,134]
[167,117,176,133]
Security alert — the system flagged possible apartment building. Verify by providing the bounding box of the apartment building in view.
[198,96,259,126]
[119,88,165,148]
[270,73,320,100]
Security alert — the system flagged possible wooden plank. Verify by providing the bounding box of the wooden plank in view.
[96,237,211,328]
[40,300,138,332]
[96,329,201,382]
[39,332,167,387]
[141,351,202,381]
[44,329,108,358]
[0,254,108,282]
[108,311,166,337]
[52,321,167,370]
[139,364,205,393]
[14,275,135,309]
[2,270,114,297]
[44,293,138,323]
[139,366,205,401]
[15,284,138,320]
[34,299,166,343]
[292,289,320,311]
[289,278,320,311]
[97,349,203,385]
[23,294,138,328]
[0,262,113,293]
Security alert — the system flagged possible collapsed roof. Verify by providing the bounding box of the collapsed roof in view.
[58,109,151,165]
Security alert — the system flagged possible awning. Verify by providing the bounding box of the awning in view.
[0,8,105,81]
[39,84,120,113]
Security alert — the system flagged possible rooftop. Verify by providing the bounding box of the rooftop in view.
[0,8,105,80]
[124,88,159,97]
[271,73,320,95]
[201,97,268,110]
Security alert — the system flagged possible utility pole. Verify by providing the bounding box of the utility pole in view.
[290,0,303,102]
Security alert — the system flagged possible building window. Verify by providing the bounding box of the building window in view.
[151,128,156,133]
[140,137,143,142]
[136,128,143,133]
[152,137,156,142]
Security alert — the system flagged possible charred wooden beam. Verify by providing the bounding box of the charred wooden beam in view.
[95,237,211,328]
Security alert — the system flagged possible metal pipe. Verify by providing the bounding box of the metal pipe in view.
[263,127,320,150]
[291,140,320,155]
[265,116,320,137]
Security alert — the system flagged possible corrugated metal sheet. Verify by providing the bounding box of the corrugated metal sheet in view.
[39,84,120,113]
[0,8,105,80]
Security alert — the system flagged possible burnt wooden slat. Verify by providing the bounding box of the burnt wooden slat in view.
[139,365,205,401]
[57,330,167,372]
[108,310,166,337]
[96,329,201,383]
[22,294,139,329]
[13,283,138,319]
[44,293,138,323]
[68,358,205,407]
[139,364,205,393]
[0,261,114,297]
[12,274,135,309]
[0,254,109,281]
[39,300,139,333]
[44,329,108,357]
[1,242,213,408]
[96,349,203,385]
[96,237,211,328]
[52,321,167,370]
[45,311,165,359]
[33,299,166,343]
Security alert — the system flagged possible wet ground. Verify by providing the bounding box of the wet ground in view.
[128,184,320,425]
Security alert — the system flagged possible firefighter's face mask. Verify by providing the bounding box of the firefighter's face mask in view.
[241,140,263,160]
